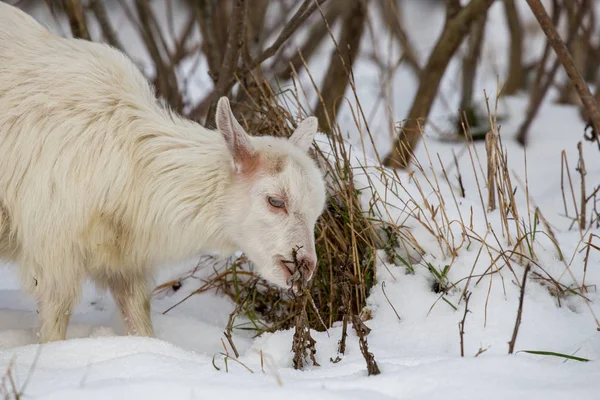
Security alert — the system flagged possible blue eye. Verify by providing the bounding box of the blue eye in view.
[268,197,285,209]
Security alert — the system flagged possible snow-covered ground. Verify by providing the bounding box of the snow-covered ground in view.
[2,1,600,399]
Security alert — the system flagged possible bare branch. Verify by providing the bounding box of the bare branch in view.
[275,1,342,80]
[517,0,587,145]
[196,0,222,82]
[248,0,329,71]
[502,0,524,94]
[377,0,421,77]
[62,0,90,40]
[315,0,367,134]
[557,0,593,105]
[384,0,496,169]
[89,0,124,51]
[205,0,247,126]
[191,0,329,122]
[446,0,462,19]
[526,0,600,134]
[134,0,181,110]
[460,12,487,111]
[245,0,269,58]
[171,14,198,65]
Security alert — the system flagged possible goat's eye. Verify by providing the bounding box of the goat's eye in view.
[268,197,285,209]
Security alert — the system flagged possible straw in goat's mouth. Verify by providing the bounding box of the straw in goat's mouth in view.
[284,246,320,370]
[281,247,310,292]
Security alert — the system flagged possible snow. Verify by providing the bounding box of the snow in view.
[2,1,600,399]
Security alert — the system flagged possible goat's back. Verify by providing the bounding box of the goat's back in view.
[0,4,163,272]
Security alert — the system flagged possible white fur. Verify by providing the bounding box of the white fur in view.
[0,3,326,342]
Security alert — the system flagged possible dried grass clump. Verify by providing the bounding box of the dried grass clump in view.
[213,78,383,339]
[151,77,386,370]
[186,77,386,371]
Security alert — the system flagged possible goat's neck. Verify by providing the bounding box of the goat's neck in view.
[134,115,239,261]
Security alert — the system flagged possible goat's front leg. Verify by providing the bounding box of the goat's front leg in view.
[106,272,154,337]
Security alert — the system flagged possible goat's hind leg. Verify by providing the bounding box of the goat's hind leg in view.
[37,287,77,343]
[28,272,80,343]
[20,257,82,343]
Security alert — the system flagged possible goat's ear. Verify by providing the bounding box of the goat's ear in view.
[289,117,318,152]
[216,97,255,173]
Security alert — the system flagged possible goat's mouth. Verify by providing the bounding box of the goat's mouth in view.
[275,256,295,282]
[275,254,311,294]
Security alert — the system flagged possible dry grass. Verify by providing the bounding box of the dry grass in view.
[0,361,21,400]
[288,248,320,369]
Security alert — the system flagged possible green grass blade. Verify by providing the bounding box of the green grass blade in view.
[516,350,590,362]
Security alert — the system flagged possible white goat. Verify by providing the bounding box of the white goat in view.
[0,3,327,343]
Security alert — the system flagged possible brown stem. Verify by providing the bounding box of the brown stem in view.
[196,0,222,83]
[377,0,421,77]
[508,264,530,354]
[235,0,270,107]
[62,0,91,40]
[458,291,471,357]
[247,0,329,71]
[191,0,329,123]
[352,314,380,375]
[171,14,198,65]
[502,0,524,95]
[526,0,600,134]
[556,1,592,105]
[275,1,342,81]
[89,0,124,50]
[530,0,561,94]
[224,303,243,358]
[460,13,487,111]
[205,0,247,127]
[446,0,462,18]
[383,0,496,169]
[581,77,600,125]
[517,1,585,145]
[577,141,587,231]
[134,0,181,111]
[245,0,269,58]
[582,11,599,83]
[315,0,367,134]
[485,132,497,212]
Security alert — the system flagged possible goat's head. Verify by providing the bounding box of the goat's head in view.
[216,97,327,291]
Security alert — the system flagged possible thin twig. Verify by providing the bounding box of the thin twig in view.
[245,0,329,72]
[89,0,124,51]
[508,264,531,354]
[381,281,402,322]
[224,302,243,358]
[576,141,587,231]
[458,291,472,357]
